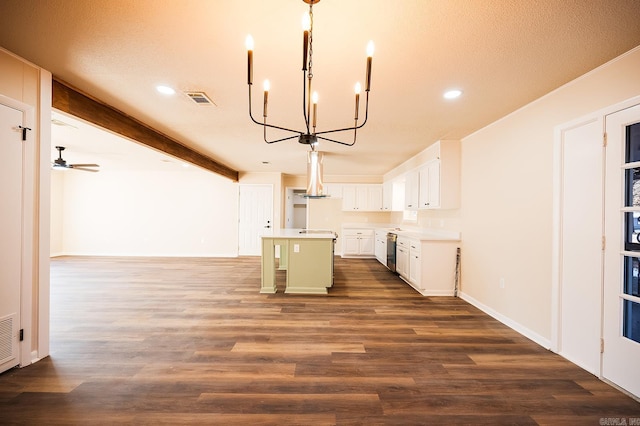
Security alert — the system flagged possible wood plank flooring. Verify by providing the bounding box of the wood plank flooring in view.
[1,256,639,425]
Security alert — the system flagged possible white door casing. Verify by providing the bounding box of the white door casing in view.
[0,100,29,373]
[553,116,603,375]
[238,184,273,256]
[602,103,640,398]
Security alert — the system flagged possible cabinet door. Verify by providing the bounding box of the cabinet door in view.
[375,237,386,263]
[343,235,360,254]
[397,246,409,279]
[342,186,357,211]
[356,186,369,211]
[426,160,440,208]
[419,160,440,209]
[404,170,418,210]
[367,185,383,211]
[383,181,393,211]
[324,183,343,198]
[409,250,421,287]
[359,235,375,255]
[418,165,429,209]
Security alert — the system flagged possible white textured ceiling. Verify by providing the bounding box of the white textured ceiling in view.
[1,0,640,177]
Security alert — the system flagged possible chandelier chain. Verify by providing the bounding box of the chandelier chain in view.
[308,3,313,79]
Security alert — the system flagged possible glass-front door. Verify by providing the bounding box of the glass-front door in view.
[603,104,640,397]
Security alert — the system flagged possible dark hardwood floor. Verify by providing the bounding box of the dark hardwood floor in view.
[1,256,639,425]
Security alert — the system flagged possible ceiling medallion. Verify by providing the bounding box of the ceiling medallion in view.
[245,0,374,150]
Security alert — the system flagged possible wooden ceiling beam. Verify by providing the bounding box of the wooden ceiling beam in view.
[52,77,239,182]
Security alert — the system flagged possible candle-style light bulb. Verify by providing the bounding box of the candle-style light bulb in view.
[354,83,361,120]
[366,40,375,57]
[263,79,270,118]
[365,41,374,92]
[302,12,311,31]
[302,13,310,71]
[312,91,318,129]
[246,35,254,85]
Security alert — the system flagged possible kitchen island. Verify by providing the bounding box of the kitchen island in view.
[261,229,336,294]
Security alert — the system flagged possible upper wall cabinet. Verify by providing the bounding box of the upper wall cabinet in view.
[401,140,460,210]
[324,183,343,198]
[382,181,393,211]
[418,160,440,209]
[427,140,460,210]
[404,169,419,210]
[342,184,383,211]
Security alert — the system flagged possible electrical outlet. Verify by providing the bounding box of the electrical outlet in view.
[294,244,300,253]
[499,277,505,289]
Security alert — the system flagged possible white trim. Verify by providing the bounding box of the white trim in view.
[0,94,35,368]
[459,291,551,349]
[551,112,603,354]
[552,96,640,352]
[37,70,52,361]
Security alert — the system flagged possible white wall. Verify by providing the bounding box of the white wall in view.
[52,168,239,257]
[460,46,640,345]
[50,171,64,256]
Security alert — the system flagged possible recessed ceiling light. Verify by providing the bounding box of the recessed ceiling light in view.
[156,85,176,95]
[443,89,462,100]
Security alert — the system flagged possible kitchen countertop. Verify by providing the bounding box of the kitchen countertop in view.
[341,223,460,241]
[262,229,337,239]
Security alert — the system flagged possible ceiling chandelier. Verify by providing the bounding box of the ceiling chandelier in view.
[246,0,374,149]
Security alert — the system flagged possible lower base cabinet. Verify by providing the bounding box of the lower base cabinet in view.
[342,229,375,257]
[397,236,459,296]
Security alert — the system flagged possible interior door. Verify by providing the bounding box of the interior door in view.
[238,184,273,256]
[0,102,24,374]
[603,103,640,398]
[557,117,603,375]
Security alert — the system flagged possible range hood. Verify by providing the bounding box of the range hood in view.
[305,150,328,198]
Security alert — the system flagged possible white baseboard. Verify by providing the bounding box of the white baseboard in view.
[51,252,239,258]
[459,291,551,350]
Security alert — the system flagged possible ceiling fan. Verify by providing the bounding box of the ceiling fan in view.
[52,146,100,172]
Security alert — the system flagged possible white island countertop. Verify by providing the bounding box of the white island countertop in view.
[262,229,337,239]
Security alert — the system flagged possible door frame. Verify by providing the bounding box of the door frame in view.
[238,184,274,256]
[552,95,640,385]
[0,94,35,368]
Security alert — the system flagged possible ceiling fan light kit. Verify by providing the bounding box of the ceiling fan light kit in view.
[245,0,374,149]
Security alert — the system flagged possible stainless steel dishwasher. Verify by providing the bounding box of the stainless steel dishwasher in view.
[386,232,397,272]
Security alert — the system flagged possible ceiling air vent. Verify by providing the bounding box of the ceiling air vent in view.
[184,91,215,106]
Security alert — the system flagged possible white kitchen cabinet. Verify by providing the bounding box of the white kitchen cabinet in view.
[401,140,460,211]
[396,244,410,279]
[324,183,343,198]
[342,228,375,257]
[408,240,421,285]
[404,170,419,210]
[368,185,383,211]
[397,235,459,296]
[382,181,393,211]
[342,184,383,211]
[418,160,440,209]
[374,230,388,264]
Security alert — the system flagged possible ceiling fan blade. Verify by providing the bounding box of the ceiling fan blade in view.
[69,166,99,172]
[69,163,99,167]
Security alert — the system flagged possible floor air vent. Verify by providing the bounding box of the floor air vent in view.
[184,91,215,106]
[0,314,16,366]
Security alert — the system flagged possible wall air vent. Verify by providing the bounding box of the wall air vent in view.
[184,91,216,106]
